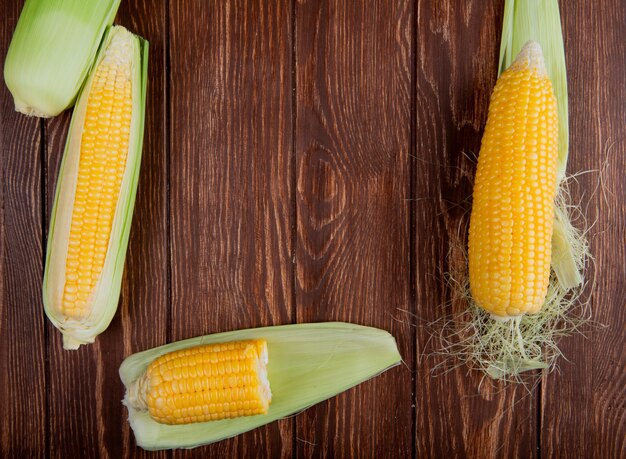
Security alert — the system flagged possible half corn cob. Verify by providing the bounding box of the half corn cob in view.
[128,340,272,425]
[4,0,121,117]
[469,41,558,318]
[43,26,148,349]
[120,323,401,450]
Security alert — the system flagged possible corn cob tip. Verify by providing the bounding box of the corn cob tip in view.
[126,371,150,411]
[102,26,135,69]
[511,40,547,76]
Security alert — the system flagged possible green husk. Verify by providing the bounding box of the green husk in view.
[119,322,401,451]
[439,0,590,381]
[3,0,121,117]
[42,26,148,349]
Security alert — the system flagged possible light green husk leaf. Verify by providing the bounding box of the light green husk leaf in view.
[42,26,148,349]
[498,0,583,290]
[119,322,401,451]
[4,0,121,117]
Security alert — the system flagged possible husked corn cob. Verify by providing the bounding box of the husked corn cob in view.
[43,26,148,349]
[63,34,133,320]
[128,339,272,425]
[468,41,559,318]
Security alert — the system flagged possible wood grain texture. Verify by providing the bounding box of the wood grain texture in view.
[169,1,293,457]
[0,0,625,457]
[0,0,46,457]
[541,1,626,458]
[413,1,538,458]
[294,1,414,457]
[44,2,167,458]
[116,2,169,457]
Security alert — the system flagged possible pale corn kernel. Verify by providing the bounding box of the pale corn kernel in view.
[468,42,558,318]
[61,32,133,320]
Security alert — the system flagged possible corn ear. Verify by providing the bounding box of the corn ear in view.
[3,0,120,117]
[437,0,590,381]
[42,26,148,349]
[498,0,582,289]
[469,41,558,319]
[120,322,401,450]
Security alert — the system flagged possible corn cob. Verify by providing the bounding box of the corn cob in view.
[468,41,558,318]
[4,0,121,117]
[43,26,148,349]
[120,323,401,450]
[443,0,588,381]
[128,340,272,425]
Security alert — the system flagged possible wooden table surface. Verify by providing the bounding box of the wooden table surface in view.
[1,0,624,457]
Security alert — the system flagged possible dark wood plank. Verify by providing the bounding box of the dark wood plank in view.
[413,1,538,457]
[115,1,169,457]
[44,2,168,457]
[0,1,47,457]
[541,1,626,457]
[294,1,414,457]
[169,1,293,457]
[1,0,625,457]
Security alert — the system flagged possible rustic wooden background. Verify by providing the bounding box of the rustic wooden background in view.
[1,0,624,457]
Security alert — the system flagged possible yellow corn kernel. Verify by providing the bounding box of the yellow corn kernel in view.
[468,41,558,318]
[61,31,133,320]
[129,340,272,425]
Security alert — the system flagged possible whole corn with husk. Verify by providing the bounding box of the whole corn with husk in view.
[447,0,589,380]
[4,0,121,117]
[120,322,401,450]
[43,26,148,349]
[469,41,558,319]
